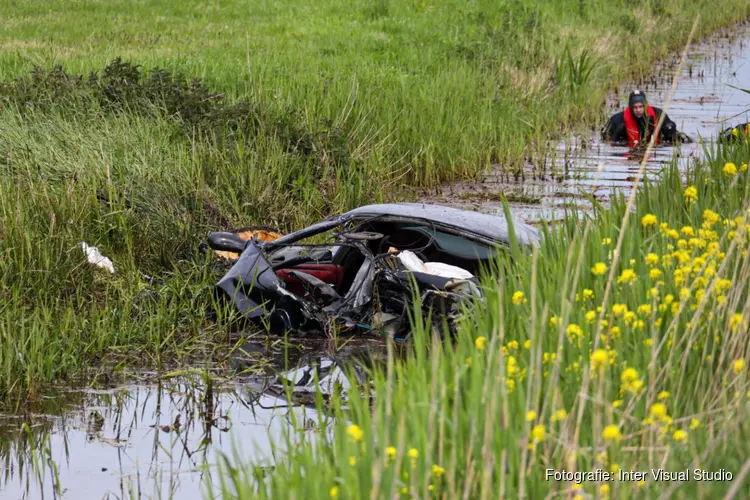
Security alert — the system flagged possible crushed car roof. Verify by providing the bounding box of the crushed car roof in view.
[339,203,540,247]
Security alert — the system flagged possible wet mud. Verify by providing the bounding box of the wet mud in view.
[419,22,750,223]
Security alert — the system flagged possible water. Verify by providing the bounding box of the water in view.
[0,338,385,500]
[2,21,750,500]
[419,21,750,223]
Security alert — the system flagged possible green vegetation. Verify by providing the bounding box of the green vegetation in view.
[210,141,750,498]
[1,0,749,184]
[1,1,750,497]
[1,1,745,406]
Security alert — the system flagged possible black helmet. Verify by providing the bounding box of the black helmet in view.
[628,90,647,109]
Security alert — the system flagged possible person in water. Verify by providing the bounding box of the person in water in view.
[601,90,690,147]
[720,122,749,143]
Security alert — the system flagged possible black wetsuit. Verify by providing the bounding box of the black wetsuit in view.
[601,107,682,145]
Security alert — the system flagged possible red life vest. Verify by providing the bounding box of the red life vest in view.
[623,105,659,147]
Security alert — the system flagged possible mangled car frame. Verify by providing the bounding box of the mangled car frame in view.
[207,203,539,338]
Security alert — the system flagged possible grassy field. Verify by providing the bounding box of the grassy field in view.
[1,0,749,185]
[1,1,746,406]
[209,140,750,498]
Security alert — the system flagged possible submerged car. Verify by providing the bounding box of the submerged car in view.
[206,203,540,338]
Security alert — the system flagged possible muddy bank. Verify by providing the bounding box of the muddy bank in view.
[419,21,750,223]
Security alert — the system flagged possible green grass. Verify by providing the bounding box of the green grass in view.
[207,139,750,499]
[2,1,746,407]
[1,1,749,184]
[0,2,750,496]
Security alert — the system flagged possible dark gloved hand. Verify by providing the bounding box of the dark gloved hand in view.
[677,132,693,144]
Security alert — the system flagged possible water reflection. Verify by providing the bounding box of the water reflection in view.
[0,338,386,500]
[420,22,750,222]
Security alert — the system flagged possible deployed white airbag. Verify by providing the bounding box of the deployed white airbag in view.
[397,250,474,280]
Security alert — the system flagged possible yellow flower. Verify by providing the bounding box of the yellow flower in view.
[531,424,546,442]
[637,479,646,487]
[602,424,622,442]
[623,311,636,325]
[689,418,700,430]
[645,253,659,267]
[627,380,643,394]
[679,287,691,301]
[741,163,748,172]
[431,464,445,477]
[621,367,638,383]
[347,424,363,442]
[551,409,567,422]
[592,262,607,276]
[566,324,582,338]
[506,356,519,376]
[734,358,746,374]
[475,336,487,350]
[349,455,357,466]
[512,291,526,305]
[386,446,397,460]
[657,391,670,400]
[330,487,339,499]
[642,214,658,227]
[585,310,597,323]
[603,237,613,246]
[649,268,662,280]
[583,288,594,299]
[401,487,408,495]
[549,316,559,327]
[666,228,680,239]
[612,400,623,408]
[465,356,472,367]
[715,279,732,293]
[612,304,627,317]
[703,209,720,226]
[526,410,537,422]
[681,226,695,237]
[617,269,637,284]
[730,313,746,332]
[408,448,419,459]
[649,403,668,421]
[600,484,611,496]
[523,339,531,349]
[684,185,698,203]
[673,430,688,442]
[591,349,608,369]
[723,162,737,176]
[637,304,652,316]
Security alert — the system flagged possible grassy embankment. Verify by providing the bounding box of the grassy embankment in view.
[210,137,750,498]
[1,1,749,406]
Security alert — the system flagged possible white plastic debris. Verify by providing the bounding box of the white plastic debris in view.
[79,242,115,274]
[397,250,474,280]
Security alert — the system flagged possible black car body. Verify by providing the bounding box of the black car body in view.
[207,203,539,338]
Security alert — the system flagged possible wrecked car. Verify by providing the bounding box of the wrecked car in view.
[206,203,540,338]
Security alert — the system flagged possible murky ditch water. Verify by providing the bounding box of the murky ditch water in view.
[420,21,750,223]
[2,21,750,500]
[0,338,386,499]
